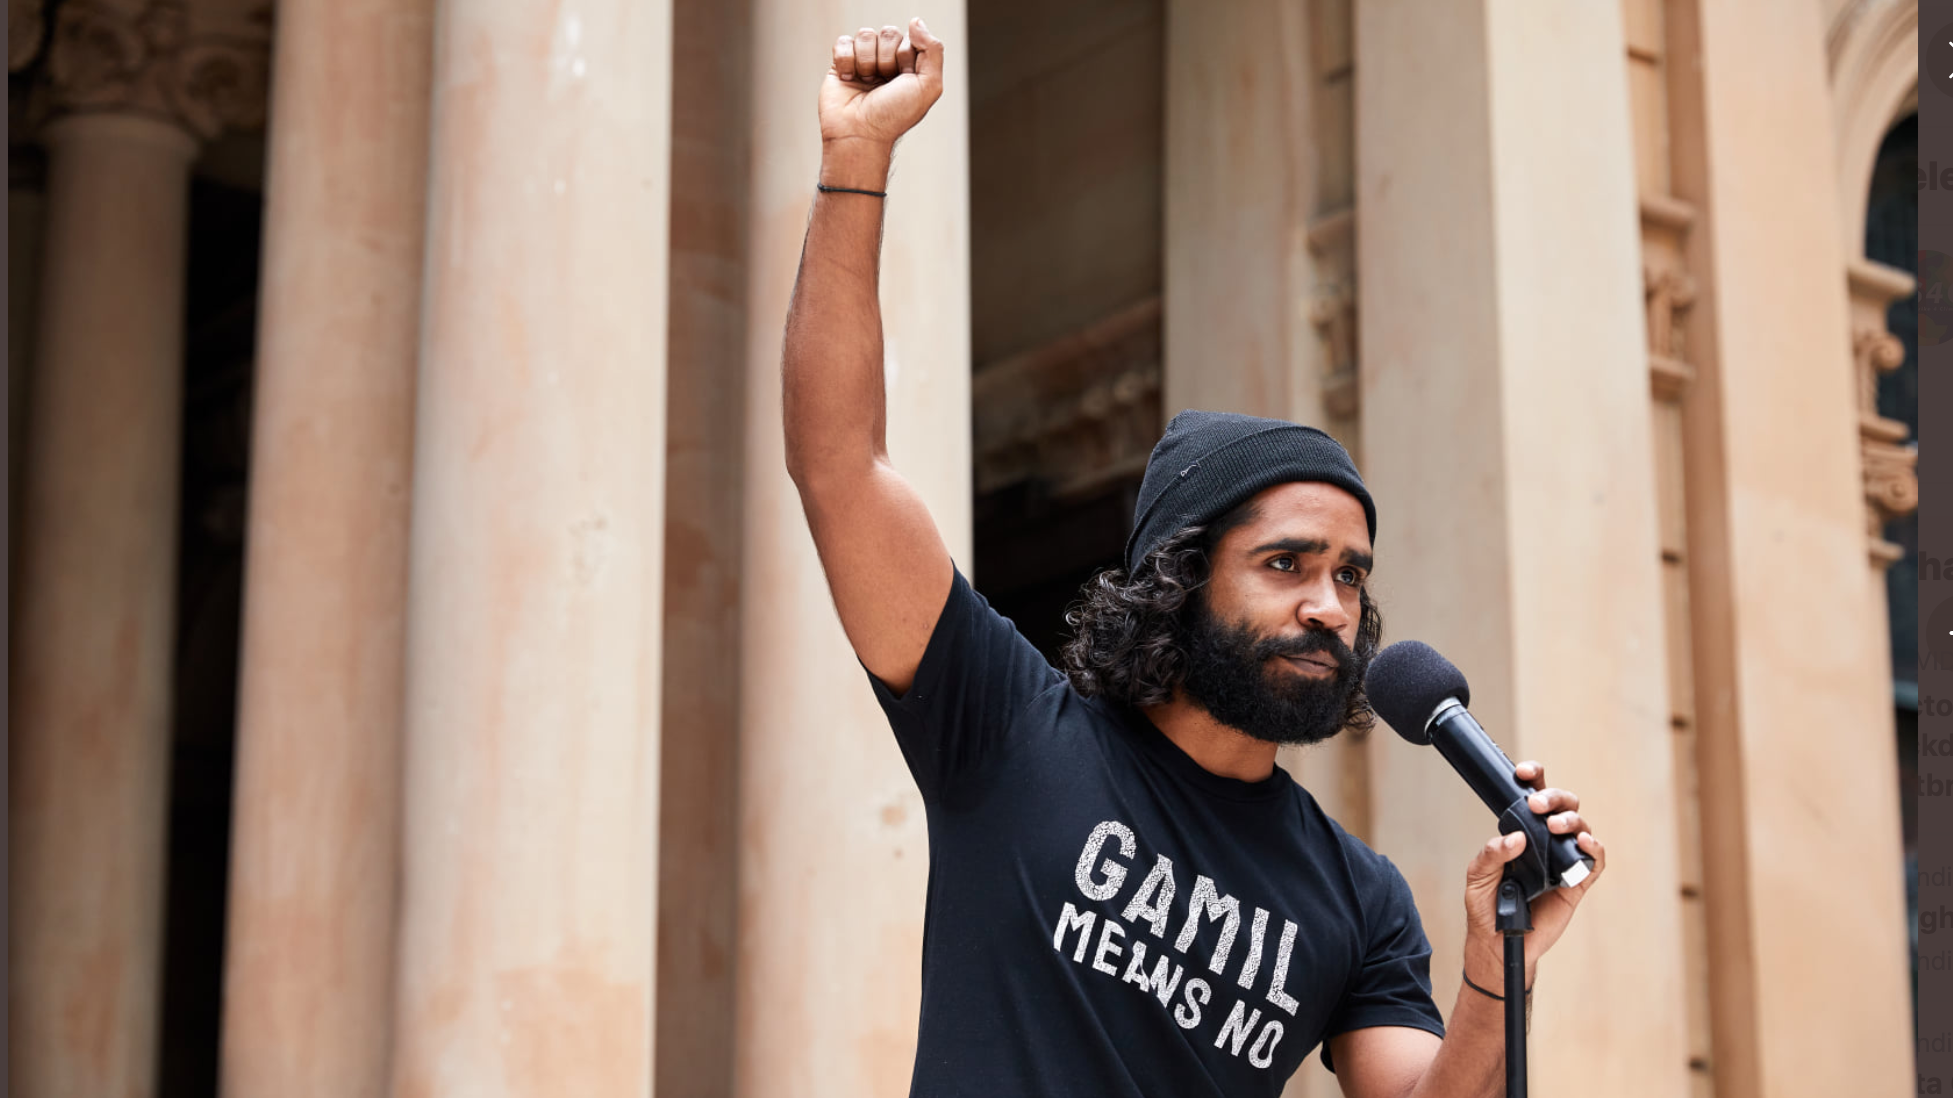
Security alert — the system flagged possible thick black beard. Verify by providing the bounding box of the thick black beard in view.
[1178,595,1364,747]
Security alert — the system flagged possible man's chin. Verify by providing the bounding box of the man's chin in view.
[1209,694,1349,747]
[1239,722,1344,749]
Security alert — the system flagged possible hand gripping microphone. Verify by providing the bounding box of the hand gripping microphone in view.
[1364,641,1594,901]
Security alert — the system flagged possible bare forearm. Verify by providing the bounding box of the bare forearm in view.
[773,21,953,689]
[1355,776,1603,1098]
[783,140,897,484]
[1405,946,1536,1098]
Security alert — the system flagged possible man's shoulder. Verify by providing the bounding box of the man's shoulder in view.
[1002,679,1139,755]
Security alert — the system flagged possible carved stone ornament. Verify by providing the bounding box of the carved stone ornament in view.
[1843,260,1918,565]
[1853,323,1906,409]
[1849,310,1917,566]
[1305,207,1360,420]
[1862,431,1916,567]
[1641,263,1699,402]
[1643,264,1696,363]
[973,298,1163,499]
[1862,437,1919,519]
[32,0,267,140]
[1308,279,1358,418]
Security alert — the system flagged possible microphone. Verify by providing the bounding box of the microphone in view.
[1364,640,1594,900]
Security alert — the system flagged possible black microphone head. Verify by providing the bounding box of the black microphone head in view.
[1364,641,1471,746]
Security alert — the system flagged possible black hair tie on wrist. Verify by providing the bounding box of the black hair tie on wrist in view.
[817,183,887,198]
[1462,969,1533,1001]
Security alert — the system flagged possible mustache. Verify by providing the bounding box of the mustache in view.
[1251,628,1356,666]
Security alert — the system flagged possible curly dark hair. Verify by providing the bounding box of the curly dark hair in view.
[1060,503,1383,736]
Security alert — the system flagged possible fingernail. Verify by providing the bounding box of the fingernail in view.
[1505,833,1522,848]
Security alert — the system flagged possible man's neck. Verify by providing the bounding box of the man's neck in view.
[1140,692,1281,783]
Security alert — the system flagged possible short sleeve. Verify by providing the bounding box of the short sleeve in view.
[865,567,1064,804]
[1318,858,1447,1074]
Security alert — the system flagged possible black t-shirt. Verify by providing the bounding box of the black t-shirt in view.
[867,570,1446,1097]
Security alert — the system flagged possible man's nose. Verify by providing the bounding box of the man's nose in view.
[1297,578,1352,638]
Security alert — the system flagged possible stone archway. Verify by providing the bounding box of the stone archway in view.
[1827,0,1919,566]
[1828,0,1923,1030]
[1830,0,1920,251]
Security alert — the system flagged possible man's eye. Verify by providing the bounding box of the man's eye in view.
[1269,557,1295,572]
[1336,567,1361,585]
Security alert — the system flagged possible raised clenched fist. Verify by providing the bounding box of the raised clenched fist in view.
[819,18,945,149]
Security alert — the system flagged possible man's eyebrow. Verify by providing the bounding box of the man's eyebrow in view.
[1249,537,1374,573]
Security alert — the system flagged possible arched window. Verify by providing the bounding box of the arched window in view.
[1863,110,1918,1008]
[1868,114,1918,680]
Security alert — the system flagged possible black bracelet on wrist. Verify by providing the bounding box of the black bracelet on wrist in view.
[1461,969,1532,1001]
[816,183,887,198]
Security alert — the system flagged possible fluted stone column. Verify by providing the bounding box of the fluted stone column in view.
[732,6,971,1096]
[216,0,434,1093]
[385,0,672,1094]
[1355,2,1691,1095]
[10,4,266,1090]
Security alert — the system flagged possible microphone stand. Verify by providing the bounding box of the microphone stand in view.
[1495,871,1531,1098]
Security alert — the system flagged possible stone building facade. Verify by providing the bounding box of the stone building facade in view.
[4,0,1923,1095]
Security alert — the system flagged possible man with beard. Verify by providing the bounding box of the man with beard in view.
[785,20,1606,1098]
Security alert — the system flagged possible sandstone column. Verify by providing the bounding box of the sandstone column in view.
[11,3,270,1087]
[9,105,193,1098]
[1662,0,1914,1093]
[9,1,270,1082]
[733,6,970,1096]
[656,0,750,1091]
[1163,0,1333,427]
[1163,6,1374,1094]
[1163,0,1371,908]
[1355,1,1691,1094]
[216,0,434,1093]
[385,0,671,1094]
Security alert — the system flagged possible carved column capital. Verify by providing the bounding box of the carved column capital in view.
[30,0,268,141]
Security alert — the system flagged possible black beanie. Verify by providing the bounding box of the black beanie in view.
[1124,410,1376,572]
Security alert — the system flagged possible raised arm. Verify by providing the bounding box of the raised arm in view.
[784,18,951,693]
